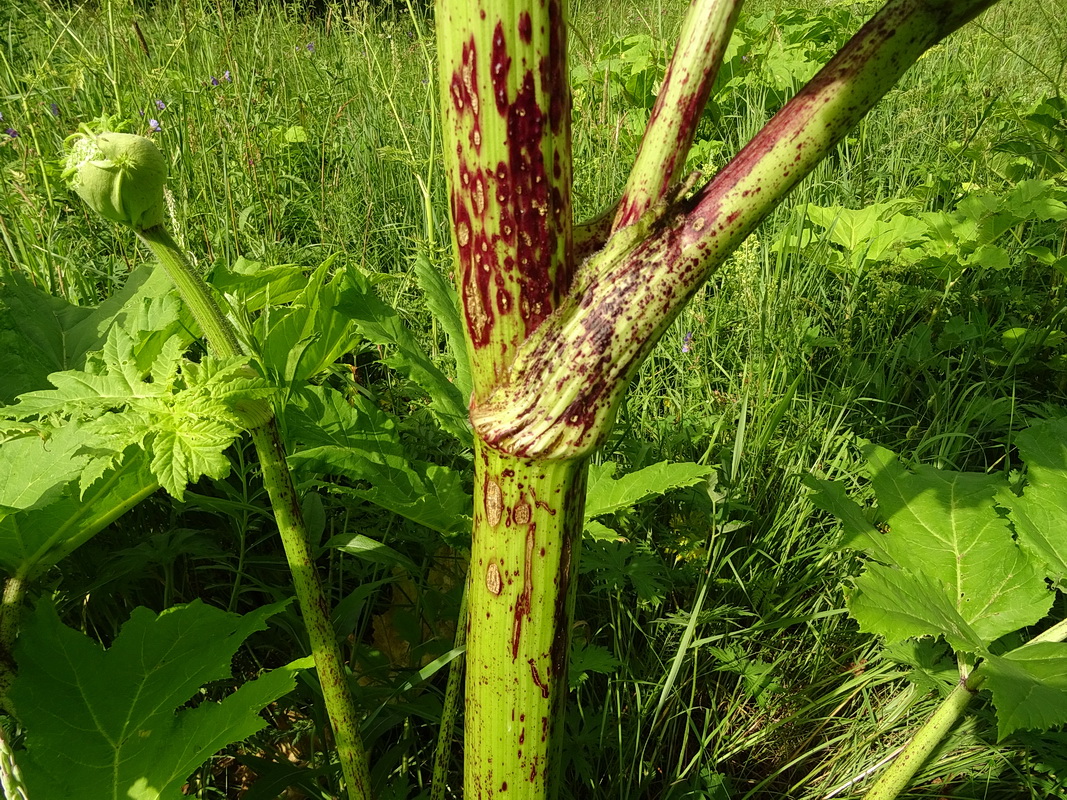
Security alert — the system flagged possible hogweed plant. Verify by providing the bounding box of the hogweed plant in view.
[1,0,1063,799]
[58,126,373,800]
[434,0,1021,798]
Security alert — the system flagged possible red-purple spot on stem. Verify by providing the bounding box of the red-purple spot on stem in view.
[528,659,549,698]
[518,11,533,43]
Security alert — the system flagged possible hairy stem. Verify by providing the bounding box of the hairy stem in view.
[136,226,372,800]
[862,676,980,800]
[472,0,1003,461]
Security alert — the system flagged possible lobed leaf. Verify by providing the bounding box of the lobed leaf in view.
[1002,418,1067,585]
[0,425,94,514]
[849,562,986,653]
[981,643,1067,740]
[11,599,303,800]
[254,257,360,386]
[0,266,183,403]
[0,448,157,576]
[285,386,471,537]
[857,446,1051,645]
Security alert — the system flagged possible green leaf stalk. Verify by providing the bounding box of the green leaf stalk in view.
[63,131,373,800]
[436,0,1002,797]
[864,614,1067,800]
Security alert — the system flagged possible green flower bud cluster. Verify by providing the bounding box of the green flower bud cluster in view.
[63,130,167,231]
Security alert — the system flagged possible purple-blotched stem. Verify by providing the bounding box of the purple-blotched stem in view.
[435,1,1002,798]
[471,0,1002,461]
[612,0,743,232]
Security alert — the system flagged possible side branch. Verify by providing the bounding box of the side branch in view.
[612,0,743,232]
[472,0,1001,459]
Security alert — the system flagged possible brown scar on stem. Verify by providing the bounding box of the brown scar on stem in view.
[510,525,536,658]
[486,562,502,595]
[514,499,532,525]
[486,478,503,526]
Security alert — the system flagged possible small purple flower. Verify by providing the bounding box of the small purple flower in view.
[223,70,231,82]
[155,99,166,111]
[148,118,161,132]
[4,128,17,138]
[50,102,60,117]
[306,42,315,53]
[681,331,693,353]
[210,76,220,86]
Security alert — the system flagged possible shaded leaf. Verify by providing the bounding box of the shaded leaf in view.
[338,267,470,445]
[0,425,93,513]
[803,474,890,560]
[585,461,711,519]
[286,386,471,537]
[325,533,418,572]
[0,448,157,576]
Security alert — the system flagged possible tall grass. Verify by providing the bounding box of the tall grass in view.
[2,0,1065,797]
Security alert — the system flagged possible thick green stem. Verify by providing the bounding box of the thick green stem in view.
[247,423,371,800]
[862,676,980,800]
[466,441,587,799]
[436,1,1005,798]
[863,616,1067,800]
[137,226,244,359]
[471,0,1003,461]
[136,226,372,800]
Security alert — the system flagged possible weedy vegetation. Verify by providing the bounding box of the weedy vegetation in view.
[0,0,1065,798]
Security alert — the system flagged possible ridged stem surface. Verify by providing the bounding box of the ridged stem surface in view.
[465,442,587,799]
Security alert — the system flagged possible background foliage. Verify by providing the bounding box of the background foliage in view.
[1,0,1066,797]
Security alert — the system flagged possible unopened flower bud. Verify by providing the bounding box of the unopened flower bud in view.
[63,131,167,231]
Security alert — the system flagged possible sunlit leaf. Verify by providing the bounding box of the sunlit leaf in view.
[11,599,305,800]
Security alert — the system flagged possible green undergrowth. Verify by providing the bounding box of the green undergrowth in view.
[1,0,1066,798]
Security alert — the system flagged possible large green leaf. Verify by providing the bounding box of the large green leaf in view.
[0,425,93,514]
[0,448,157,576]
[0,266,184,403]
[855,446,1051,645]
[1002,418,1067,585]
[849,563,986,653]
[337,267,471,445]
[210,256,310,311]
[255,257,360,386]
[981,643,1067,740]
[7,326,270,502]
[11,599,305,800]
